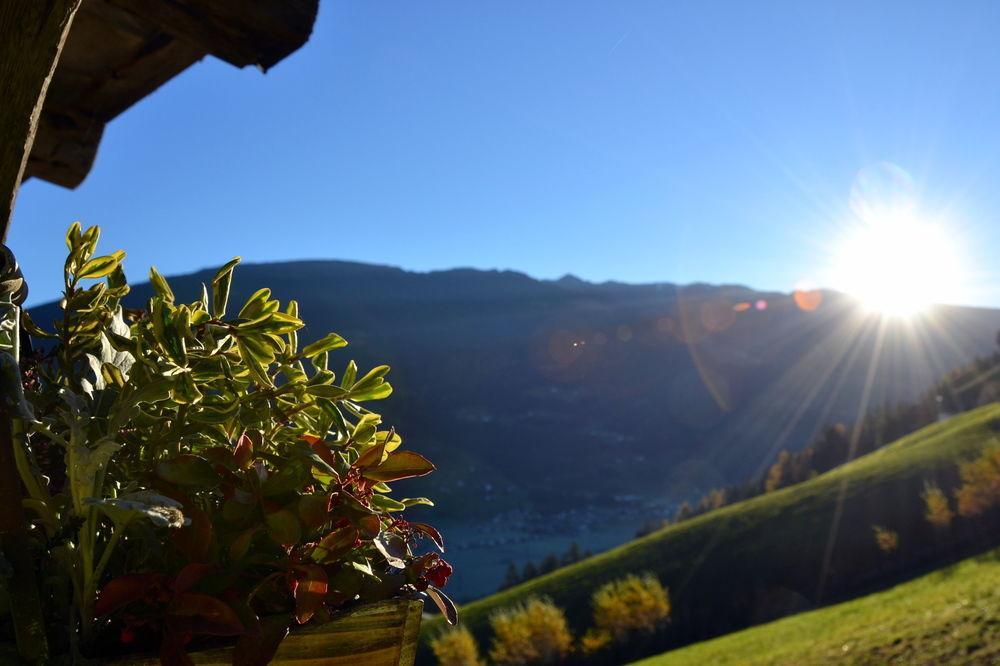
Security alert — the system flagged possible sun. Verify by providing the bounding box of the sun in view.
[831,214,964,317]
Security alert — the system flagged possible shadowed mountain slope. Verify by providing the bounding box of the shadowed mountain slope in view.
[29,260,1000,597]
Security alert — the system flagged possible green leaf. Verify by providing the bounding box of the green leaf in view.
[65,221,82,251]
[85,491,186,529]
[301,333,348,359]
[401,497,435,508]
[77,250,125,280]
[149,265,175,302]
[305,384,348,400]
[286,300,299,354]
[370,495,406,512]
[239,288,272,320]
[349,382,393,401]
[347,365,392,401]
[265,509,302,547]
[211,257,241,318]
[340,360,357,388]
[131,378,173,404]
[236,338,273,387]
[156,455,219,487]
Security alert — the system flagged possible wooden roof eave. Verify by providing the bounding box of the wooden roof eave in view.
[25,0,318,189]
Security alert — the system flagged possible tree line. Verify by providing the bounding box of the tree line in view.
[638,334,1000,537]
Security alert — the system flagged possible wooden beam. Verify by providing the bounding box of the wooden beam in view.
[0,4,81,660]
[105,0,319,70]
[26,108,104,189]
[0,0,82,238]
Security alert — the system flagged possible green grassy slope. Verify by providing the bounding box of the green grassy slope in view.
[421,403,1000,661]
[634,547,1000,665]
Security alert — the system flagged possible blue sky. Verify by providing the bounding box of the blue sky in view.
[11,1,1000,307]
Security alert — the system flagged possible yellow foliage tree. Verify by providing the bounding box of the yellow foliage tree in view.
[583,573,670,652]
[955,447,1000,517]
[873,525,899,553]
[430,625,484,666]
[922,482,954,528]
[488,597,573,665]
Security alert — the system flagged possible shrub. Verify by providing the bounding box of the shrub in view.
[922,482,954,527]
[873,526,899,553]
[488,597,573,665]
[955,447,1000,517]
[431,626,484,666]
[10,224,453,662]
[584,573,670,650]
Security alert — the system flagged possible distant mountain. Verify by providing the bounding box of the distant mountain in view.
[29,260,1000,598]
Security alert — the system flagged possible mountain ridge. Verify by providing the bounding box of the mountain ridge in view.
[28,258,1000,599]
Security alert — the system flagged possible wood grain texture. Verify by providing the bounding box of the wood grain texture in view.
[23,0,318,190]
[0,0,82,235]
[116,599,424,666]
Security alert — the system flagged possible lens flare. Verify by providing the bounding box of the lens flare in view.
[832,163,966,317]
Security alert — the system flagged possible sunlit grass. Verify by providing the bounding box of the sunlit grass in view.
[419,404,1000,661]
[634,547,1000,665]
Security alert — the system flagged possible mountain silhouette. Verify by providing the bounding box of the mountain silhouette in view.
[29,260,1000,598]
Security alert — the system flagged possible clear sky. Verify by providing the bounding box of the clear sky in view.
[11,1,1000,307]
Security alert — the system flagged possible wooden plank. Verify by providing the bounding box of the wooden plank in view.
[26,108,104,189]
[104,0,319,70]
[0,0,82,235]
[24,0,319,189]
[24,2,205,188]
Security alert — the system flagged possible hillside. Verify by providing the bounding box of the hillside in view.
[29,261,1000,599]
[635,547,1000,665]
[419,404,1000,662]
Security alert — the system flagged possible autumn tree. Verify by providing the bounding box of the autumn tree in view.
[488,597,573,665]
[922,482,954,528]
[431,626,484,666]
[955,447,1000,517]
[582,573,670,653]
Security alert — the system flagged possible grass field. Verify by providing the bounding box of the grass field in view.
[634,547,1000,665]
[420,403,1000,663]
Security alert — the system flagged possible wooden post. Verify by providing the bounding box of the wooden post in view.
[1,3,81,661]
[0,0,82,239]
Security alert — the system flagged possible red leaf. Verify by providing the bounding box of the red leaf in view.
[353,441,386,470]
[95,574,166,616]
[312,526,358,563]
[172,504,213,562]
[362,451,436,482]
[159,629,195,666]
[426,585,458,625]
[234,432,255,469]
[300,434,336,468]
[291,565,328,624]
[233,614,292,666]
[168,593,245,636]
[411,522,445,552]
[229,526,260,561]
[173,563,217,594]
[356,514,382,539]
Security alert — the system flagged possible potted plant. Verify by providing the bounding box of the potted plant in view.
[2,223,456,664]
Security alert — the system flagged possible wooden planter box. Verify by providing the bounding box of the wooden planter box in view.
[115,599,423,665]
